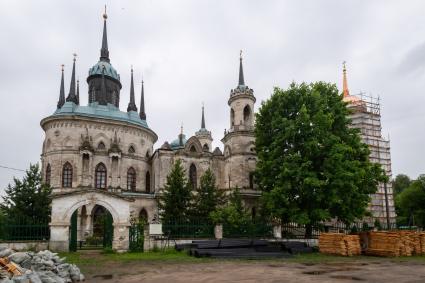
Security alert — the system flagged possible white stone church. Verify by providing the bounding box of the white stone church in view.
[41,11,395,252]
[41,12,258,251]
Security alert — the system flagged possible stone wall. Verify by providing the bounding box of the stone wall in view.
[40,116,156,192]
[0,241,49,252]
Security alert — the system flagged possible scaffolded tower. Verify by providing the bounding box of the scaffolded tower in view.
[342,63,396,225]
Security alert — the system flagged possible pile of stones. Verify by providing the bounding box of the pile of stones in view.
[0,247,84,283]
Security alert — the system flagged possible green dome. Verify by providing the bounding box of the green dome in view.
[170,134,187,149]
[88,61,120,81]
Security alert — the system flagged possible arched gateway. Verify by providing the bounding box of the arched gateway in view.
[49,189,134,252]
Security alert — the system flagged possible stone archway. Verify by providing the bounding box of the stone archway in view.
[49,189,134,252]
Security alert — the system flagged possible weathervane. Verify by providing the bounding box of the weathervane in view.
[240,50,243,60]
[73,53,77,62]
[61,64,64,71]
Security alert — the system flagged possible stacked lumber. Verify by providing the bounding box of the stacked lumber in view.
[365,231,422,257]
[365,231,401,257]
[345,235,362,256]
[319,233,361,256]
[420,233,425,254]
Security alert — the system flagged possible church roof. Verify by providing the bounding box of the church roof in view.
[52,101,150,129]
[88,60,120,81]
[170,134,187,149]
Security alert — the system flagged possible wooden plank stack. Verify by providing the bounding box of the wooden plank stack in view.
[365,231,401,257]
[319,233,361,256]
[365,231,423,257]
[420,232,425,254]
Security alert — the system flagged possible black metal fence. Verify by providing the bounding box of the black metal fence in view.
[223,221,273,238]
[162,218,215,239]
[0,218,50,241]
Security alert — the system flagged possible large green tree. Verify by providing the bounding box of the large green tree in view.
[255,82,387,229]
[1,163,52,224]
[392,174,411,196]
[158,159,192,223]
[395,175,425,227]
[191,168,224,219]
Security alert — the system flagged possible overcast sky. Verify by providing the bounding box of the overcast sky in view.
[1,0,424,194]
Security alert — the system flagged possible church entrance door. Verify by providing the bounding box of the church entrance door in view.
[69,204,114,251]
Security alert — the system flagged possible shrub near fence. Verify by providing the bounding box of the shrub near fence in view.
[162,218,215,239]
[0,218,50,241]
[223,221,273,238]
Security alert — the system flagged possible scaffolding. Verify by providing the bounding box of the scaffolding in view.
[345,93,396,225]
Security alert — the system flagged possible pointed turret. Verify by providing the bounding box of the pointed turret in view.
[196,104,213,151]
[127,67,138,112]
[179,124,184,146]
[76,78,80,105]
[139,79,146,120]
[100,5,109,62]
[57,64,65,109]
[201,104,206,129]
[238,50,245,86]
[343,61,350,97]
[66,54,78,104]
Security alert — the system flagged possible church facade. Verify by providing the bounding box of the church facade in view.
[41,12,395,252]
[41,13,258,251]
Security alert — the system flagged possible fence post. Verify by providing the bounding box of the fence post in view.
[214,224,223,239]
[273,225,282,239]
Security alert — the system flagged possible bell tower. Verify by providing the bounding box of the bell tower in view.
[221,51,257,190]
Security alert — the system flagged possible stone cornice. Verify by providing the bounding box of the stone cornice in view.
[51,188,135,202]
[40,115,158,144]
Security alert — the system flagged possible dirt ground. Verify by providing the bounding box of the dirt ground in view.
[74,252,425,283]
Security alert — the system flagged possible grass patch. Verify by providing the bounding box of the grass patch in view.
[60,248,211,267]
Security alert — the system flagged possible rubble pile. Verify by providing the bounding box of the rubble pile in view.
[0,247,84,283]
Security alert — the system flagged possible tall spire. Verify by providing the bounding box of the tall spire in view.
[201,103,206,129]
[127,67,138,112]
[238,50,245,86]
[342,61,350,97]
[139,79,146,120]
[179,123,184,146]
[99,66,107,105]
[57,64,65,109]
[66,54,78,104]
[76,78,80,105]
[100,5,110,62]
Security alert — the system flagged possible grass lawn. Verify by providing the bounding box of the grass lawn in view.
[60,249,425,269]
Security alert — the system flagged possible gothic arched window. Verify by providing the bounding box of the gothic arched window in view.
[95,163,107,189]
[190,145,197,152]
[231,108,235,126]
[45,164,51,185]
[146,171,151,193]
[97,141,105,150]
[62,162,73,188]
[249,172,254,189]
[139,209,148,223]
[127,167,136,191]
[243,105,251,125]
[189,164,197,189]
[203,144,209,152]
[128,146,135,154]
